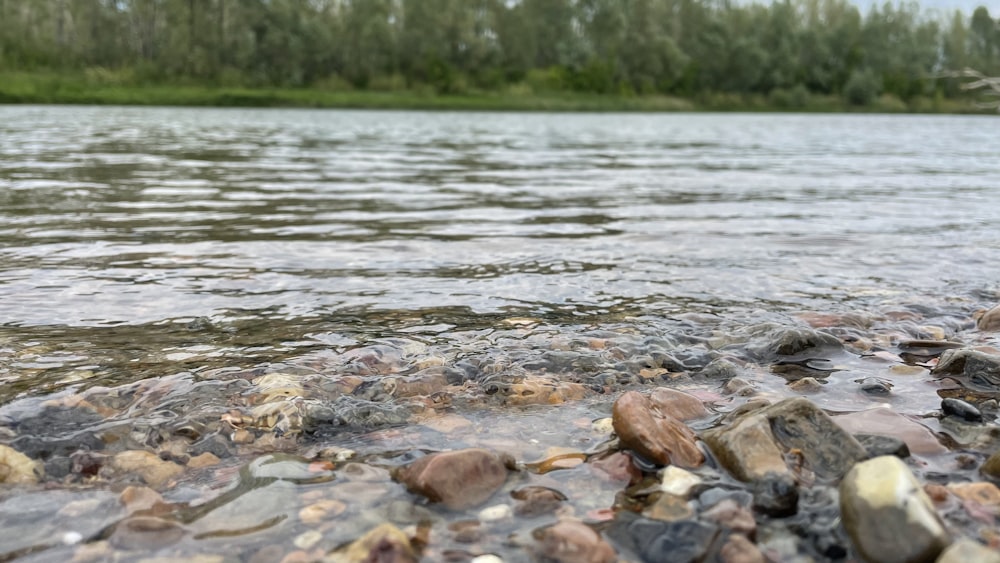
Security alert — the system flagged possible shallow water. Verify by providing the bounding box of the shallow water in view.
[1,106,999,561]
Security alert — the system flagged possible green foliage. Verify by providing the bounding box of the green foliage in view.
[0,0,996,109]
[844,68,882,106]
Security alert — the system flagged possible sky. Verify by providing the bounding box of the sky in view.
[855,0,1000,15]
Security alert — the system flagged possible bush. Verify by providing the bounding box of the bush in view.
[844,69,881,106]
[769,84,810,109]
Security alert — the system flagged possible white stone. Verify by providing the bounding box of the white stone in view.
[659,465,702,497]
[477,504,513,522]
[294,529,323,550]
[470,555,505,563]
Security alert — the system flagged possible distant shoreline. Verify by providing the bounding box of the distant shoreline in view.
[0,72,991,115]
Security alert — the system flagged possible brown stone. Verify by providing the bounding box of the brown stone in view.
[589,452,642,484]
[648,388,711,421]
[394,448,509,510]
[982,450,1000,480]
[643,493,694,522]
[0,444,41,484]
[948,482,1000,507]
[705,397,867,482]
[834,408,946,456]
[298,499,346,524]
[612,391,704,468]
[511,486,567,517]
[108,516,185,550]
[119,486,166,515]
[334,523,417,563]
[109,451,183,488]
[534,521,617,563]
[187,452,221,469]
[702,499,756,536]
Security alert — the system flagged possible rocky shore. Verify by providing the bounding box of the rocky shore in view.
[1,304,1000,562]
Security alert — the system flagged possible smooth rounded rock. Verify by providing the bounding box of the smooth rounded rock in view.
[941,398,983,422]
[981,450,1000,480]
[333,522,416,563]
[854,434,910,459]
[394,448,509,510]
[834,408,946,456]
[0,445,42,484]
[752,472,798,517]
[533,521,616,563]
[840,456,950,563]
[612,391,704,468]
[109,451,183,489]
[977,305,1000,332]
[648,388,710,421]
[720,534,765,563]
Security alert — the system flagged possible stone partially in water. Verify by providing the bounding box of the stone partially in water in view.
[704,397,866,483]
[108,451,183,489]
[511,486,567,517]
[648,388,710,421]
[839,456,950,563]
[108,516,186,550]
[854,434,910,459]
[394,448,509,510]
[941,398,983,422]
[932,349,1000,390]
[976,305,1000,332]
[981,450,1000,480]
[752,472,798,517]
[748,327,842,361]
[833,408,946,456]
[612,391,704,468]
[719,534,765,563]
[607,512,718,563]
[0,445,42,484]
[533,521,617,563]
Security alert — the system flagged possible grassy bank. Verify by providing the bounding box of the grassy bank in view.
[0,71,983,114]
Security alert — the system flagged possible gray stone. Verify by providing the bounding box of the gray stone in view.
[932,349,1000,390]
[941,398,983,422]
[854,434,910,459]
[840,456,950,563]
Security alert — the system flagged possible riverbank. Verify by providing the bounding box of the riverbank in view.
[0,71,984,113]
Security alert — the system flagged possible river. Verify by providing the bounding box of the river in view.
[0,106,998,561]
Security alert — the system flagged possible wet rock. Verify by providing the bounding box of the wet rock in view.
[119,486,166,515]
[980,450,1000,480]
[189,433,234,459]
[108,516,186,550]
[946,481,1000,507]
[612,391,704,468]
[9,406,105,460]
[511,486,566,517]
[941,398,983,422]
[643,493,695,522]
[108,450,183,488]
[0,444,42,484]
[700,358,745,380]
[648,388,710,421]
[840,456,950,563]
[589,451,642,485]
[834,408,946,456]
[703,411,788,482]
[705,397,866,482]
[187,452,221,469]
[854,434,910,458]
[608,512,718,563]
[659,466,702,497]
[331,522,417,563]
[977,305,1000,332]
[394,448,509,510]
[788,377,823,393]
[936,538,1000,563]
[858,377,892,395]
[749,327,842,360]
[752,472,798,517]
[699,487,754,510]
[932,349,1000,390]
[478,503,513,522]
[720,534,765,563]
[533,521,617,563]
[702,499,756,535]
[723,378,755,396]
[299,499,346,524]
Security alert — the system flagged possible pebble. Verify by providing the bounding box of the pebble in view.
[293,529,322,550]
[936,537,1000,563]
[394,448,510,510]
[298,499,346,524]
[108,516,186,550]
[533,521,617,563]
[703,410,789,482]
[977,305,1000,332]
[608,512,717,563]
[840,456,950,563]
[788,376,823,393]
[941,398,983,422]
[643,493,695,522]
[946,481,1000,507]
[108,451,183,488]
[478,504,513,522]
[330,522,416,563]
[612,391,704,468]
[470,555,505,563]
[932,349,1000,388]
[511,486,566,517]
[981,450,1000,480]
[0,445,42,484]
[854,434,910,458]
[702,499,756,535]
[659,466,702,497]
[186,452,221,469]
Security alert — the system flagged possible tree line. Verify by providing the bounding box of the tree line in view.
[0,0,998,105]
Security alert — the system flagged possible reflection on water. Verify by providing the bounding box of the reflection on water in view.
[0,106,999,561]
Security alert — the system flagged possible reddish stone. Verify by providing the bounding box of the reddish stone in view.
[612,391,704,468]
[394,448,509,510]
